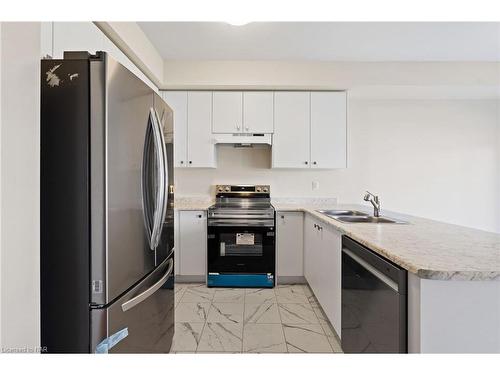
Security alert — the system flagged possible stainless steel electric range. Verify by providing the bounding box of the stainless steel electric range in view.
[207,185,276,288]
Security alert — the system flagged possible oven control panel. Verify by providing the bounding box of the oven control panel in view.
[215,185,270,194]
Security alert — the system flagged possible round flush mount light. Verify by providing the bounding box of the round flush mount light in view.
[226,21,251,26]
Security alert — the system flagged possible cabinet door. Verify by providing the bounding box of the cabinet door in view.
[187,92,216,168]
[276,212,304,279]
[304,214,319,291]
[310,92,347,169]
[243,92,274,133]
[212,91,242,133]
[179,211,207,276]
[317,225,342,337]
[53,22,104,59]
[162,91,188,168]
[272,92,311,168]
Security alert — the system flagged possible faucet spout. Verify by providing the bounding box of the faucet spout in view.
[363,191,381,217]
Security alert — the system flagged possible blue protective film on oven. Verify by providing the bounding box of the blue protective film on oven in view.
[207,273,274,288]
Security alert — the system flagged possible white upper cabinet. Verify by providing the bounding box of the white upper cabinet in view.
[243,92,274,133]
[212,91,274,134]
[162,90,345,169]
[272,92,311,168]
[162,91,188,168]
[162,91,216,168]
[187,92,216,168]
[273,91,347,169]
[212,92,243,133]
[310,92,347,169]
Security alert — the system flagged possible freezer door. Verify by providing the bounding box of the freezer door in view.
[153,93,174,265]
[91,257,175,353]
[91,54,159,305]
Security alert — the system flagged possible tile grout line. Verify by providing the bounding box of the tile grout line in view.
[194,293,211,353]
[275,285,290,353]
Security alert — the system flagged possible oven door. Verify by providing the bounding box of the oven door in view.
[207,219,275,287]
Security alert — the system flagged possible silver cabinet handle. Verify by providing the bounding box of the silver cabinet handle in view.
[121,259,173,312]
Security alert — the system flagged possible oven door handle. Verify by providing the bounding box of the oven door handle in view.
[208,220,274,227]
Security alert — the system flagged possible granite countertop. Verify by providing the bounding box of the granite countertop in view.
[174,197,214,210]
[175,197,500,281]
[277,203,500,282]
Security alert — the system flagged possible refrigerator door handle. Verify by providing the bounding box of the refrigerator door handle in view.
[121,258,173,312]
[152,108,169,249]
[141,108,165,250]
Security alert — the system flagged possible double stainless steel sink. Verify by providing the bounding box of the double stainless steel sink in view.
[316,209,408,224]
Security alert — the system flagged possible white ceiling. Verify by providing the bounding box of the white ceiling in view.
[138,22,500,61]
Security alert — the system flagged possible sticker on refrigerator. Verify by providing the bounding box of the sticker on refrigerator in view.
[236,233,254,245]
[92,280,103,294]
[95,327,129,354]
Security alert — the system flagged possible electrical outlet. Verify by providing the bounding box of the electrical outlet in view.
[312,181,319,190]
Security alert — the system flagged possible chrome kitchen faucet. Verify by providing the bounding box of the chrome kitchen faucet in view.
[363,191,381,217]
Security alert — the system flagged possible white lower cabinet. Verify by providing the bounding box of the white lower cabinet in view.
[276,211,304,281]
[304,214,342,337]
[178,210,207,277]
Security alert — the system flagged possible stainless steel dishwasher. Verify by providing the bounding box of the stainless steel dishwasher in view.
[341,236,407,353]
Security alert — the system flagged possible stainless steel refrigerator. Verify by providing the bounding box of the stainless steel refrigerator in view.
[41,51,174,353]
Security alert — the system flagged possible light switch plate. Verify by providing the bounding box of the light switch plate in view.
[312,181,319,190]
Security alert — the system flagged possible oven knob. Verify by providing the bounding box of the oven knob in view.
[263,187,268,193]
[218,187,223,192]
[256,187,261,192]
[224,186,230,192]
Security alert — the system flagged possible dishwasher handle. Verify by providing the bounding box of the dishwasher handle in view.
[342,236,407,294]
[343,248,399,292]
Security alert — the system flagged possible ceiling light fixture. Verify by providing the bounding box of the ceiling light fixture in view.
[226,21,250,26]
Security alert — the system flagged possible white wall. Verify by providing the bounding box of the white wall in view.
[175,98,500,233]
[0,22,41,351]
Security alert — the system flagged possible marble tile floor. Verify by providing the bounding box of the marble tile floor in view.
[171,283,343,354]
